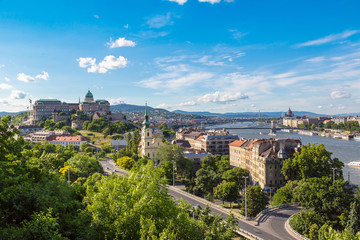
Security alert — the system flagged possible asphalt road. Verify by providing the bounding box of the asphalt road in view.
[99,158,300,240]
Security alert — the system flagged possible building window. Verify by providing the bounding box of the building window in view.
[148,153,150,157]
[147,142,149,146]
[147,132,149,137]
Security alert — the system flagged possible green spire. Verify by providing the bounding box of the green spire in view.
[143,102,150,128]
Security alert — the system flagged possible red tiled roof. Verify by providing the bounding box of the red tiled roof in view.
[47,135,87,142]
[195,136,202,141]
[229,140,246,147]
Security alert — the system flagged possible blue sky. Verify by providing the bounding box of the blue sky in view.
[0,0,360,114]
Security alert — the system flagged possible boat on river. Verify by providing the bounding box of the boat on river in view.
[348,161,360,167]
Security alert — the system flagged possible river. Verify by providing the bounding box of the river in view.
[207,121,360,185]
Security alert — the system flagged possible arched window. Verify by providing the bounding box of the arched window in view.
[147,132,149,137]
[147,142,149,146]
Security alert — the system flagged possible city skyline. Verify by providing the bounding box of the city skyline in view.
[0,0,359,114]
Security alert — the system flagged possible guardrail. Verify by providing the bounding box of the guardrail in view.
[285,213,309,240]
[168,186,264,239]
[254,202,300,220]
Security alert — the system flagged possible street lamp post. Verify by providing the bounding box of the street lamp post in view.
[172,160,175,186]
[243,176,249,219]
[331,168,336,182]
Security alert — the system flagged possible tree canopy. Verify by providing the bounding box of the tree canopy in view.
[282,143,343,181]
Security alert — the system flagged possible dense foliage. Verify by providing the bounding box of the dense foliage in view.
[282,143,343,181]
[273,142,359,239]
[0,115,238,239]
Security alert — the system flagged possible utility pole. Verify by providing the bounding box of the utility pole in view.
[172,160,175,186]
[243,176,249,219]
[331,168,336,182]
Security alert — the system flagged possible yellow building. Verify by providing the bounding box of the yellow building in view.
[229,138,301,191]
[139,103,166,160]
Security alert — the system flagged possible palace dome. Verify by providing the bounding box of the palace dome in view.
[85,90,93,98]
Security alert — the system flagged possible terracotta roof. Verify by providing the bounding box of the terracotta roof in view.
[195,136,202,141]
[47,135,87,142]
[229,140,246,147]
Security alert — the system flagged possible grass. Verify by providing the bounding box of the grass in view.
[80,130,112,146]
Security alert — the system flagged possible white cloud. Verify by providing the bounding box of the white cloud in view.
[107,97,126,105]
[330,91,351,99]
[35,71,49,80]
[198,91,248,104]
[139,72,214,91]
[17,73,35,83]
[296,30,359,47]
[156,103,172,109]
[178,101,197,106]
[317,105,323,109]
[4,77,10,82]
[168,0,188,4]
[0,83,13,90]
[305,56,326,62]
[77,55,128,74]
[77,57,96,68]
[196,56,224,66]
[147,13,174,28]
[199,0,221,3]
[10,90,26,100]
[229,29,247,40]
[94,14,99,19]
[124,24,129,29]
[107,37,136,48]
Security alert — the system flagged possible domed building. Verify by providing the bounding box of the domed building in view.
[84,90,94,102]
[79,90,110,114]
[285,107,294,118]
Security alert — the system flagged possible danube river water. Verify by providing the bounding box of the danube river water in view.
[207,121,360,185]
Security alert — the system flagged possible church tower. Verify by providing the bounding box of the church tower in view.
[139,102,165,160]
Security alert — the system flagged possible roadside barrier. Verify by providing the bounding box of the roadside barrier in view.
[285,213,309,240]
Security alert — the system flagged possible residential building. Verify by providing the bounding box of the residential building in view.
[47,135,87,147]
[201,129,239,155]
[176,128,205,148]
[229,138,301,192]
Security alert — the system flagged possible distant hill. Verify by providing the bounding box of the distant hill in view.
[0,111,23,117]
[173,110,325,118]
[110,104,155,112]
[110,104,208,119]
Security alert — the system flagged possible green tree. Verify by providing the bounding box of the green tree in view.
[214,181,240,206]
[282,143,344,181]
[271,180,299,206]
[201,155,218,172]
[117,156,136,170]
[155,144,184,166]
[216,155,231,174]
[64,153,103,180]
[222,167,250,190]
[193,168,220,200]
[241,186,268,217]
[176,156,193,179]
[346,202,359,236]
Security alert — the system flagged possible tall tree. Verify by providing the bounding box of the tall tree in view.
[346,202,359,236]
[155,144,184,166]
[282,143,344,181]
[193,168,220,200]
[241,186,268,217]
[214,181,240,206]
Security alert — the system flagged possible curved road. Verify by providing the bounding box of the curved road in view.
[99,158,300,240]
